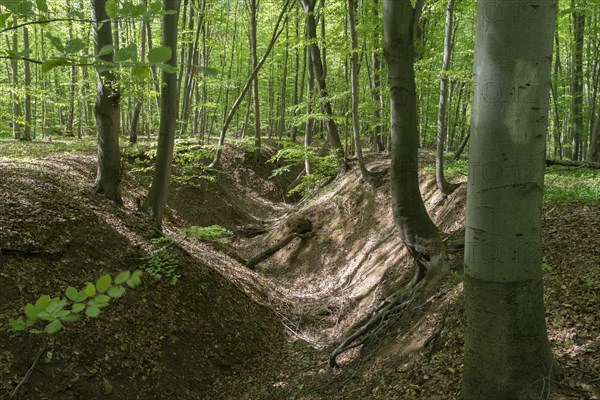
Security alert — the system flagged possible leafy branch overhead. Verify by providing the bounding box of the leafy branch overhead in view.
[8,270,143,334]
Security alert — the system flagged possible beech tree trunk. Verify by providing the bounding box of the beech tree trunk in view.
[461,1,556,398]
[22,24,32,141]
[588,101,600,162]
[10,17,21,141]
[92,0,122,205]
[571,0,585,161]
[248,0,261,162]
[301,0,345,170]
[435,0,458,195]
[142,0,181,230]
[348,0,375,185]
[383,0,443,276]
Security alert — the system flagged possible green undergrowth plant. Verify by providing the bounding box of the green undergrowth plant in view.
[8,270,143,335]
[0,136,97,161]
[144,225,232,285]
[183,225,233,244]
[270,141,338,197]
[123,138,218,187]
[544,166,600,203]
[144,247,180,285]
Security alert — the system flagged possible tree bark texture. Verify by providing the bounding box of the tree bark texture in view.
[142,0,181,230]
[462,1,556,398]
[92,0,122,205]
[383,0,443,275]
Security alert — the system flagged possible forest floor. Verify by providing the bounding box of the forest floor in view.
[0,138,598,400]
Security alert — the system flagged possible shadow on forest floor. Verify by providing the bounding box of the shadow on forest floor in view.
[0,141,598,399]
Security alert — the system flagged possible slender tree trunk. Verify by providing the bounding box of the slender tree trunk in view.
[304,46,315,176]
[461,1,556,398]
[22,24,32,141]
[209,0,292,167]
[589,101,600,162]
[383,0,443,274]
[10,18,21,141]
[369,0,384,152]
[142,0,181,230]
[278,31,289,139]
[348,0,375,185]
[301,0,345,170]
[435,0,458,195]
[571,0,585,160]
[92,0,122,205]
[248,0,261,162]
[130,8,147,144]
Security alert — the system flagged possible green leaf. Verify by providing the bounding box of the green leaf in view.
[0,0,34,16]
[35,0,48,12]
[53,310,70,318]
[155,62,177,74]
[24,303,37,320]
[148,46,171,63]
[65,286,79,301]
[105,0,118,18]
[85,306,101,318]
[45,299,61,314]
[114,43,137,62]
[199,66,219,77]
[94,294,110,304]
[45,319,62,334]
[34,295,51,312]
[29,329,43,334]
[96,274,112,292]
[131,65,149,80]
[37,311,53,321]
[64,38,86,54]
[41,58,69,73]
[61,314,80,323]
[76,290,89,302]
[107,286,125,298]
[85,282,96,297]
[115,271,131,285]
[8,317,26,331]
[88,300,109,309]
[46,33,64,52]
[126,270,143,288]
[0,13,11,29]
[72,303,85,313]
[98,44,114,57]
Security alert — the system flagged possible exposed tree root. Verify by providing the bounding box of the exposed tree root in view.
[545,158,600,169]
[10,345,46,398]
[329,256,446,368]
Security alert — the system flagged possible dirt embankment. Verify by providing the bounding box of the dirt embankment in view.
[1,145,598,400]
[0,153,297,400]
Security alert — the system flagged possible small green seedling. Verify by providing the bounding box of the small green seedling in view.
[8,270,143,334]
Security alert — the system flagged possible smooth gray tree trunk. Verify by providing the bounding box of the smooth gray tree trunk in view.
[348,0,375,185]
[142,0,181,230]
[462,1,556,398]
[301,0,345,170]
[22,24,32,141]
[384,0,443,276]
[91,0,122,205]
[435,0,458,195]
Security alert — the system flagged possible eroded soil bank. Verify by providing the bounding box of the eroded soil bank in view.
[1,144,598,399]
